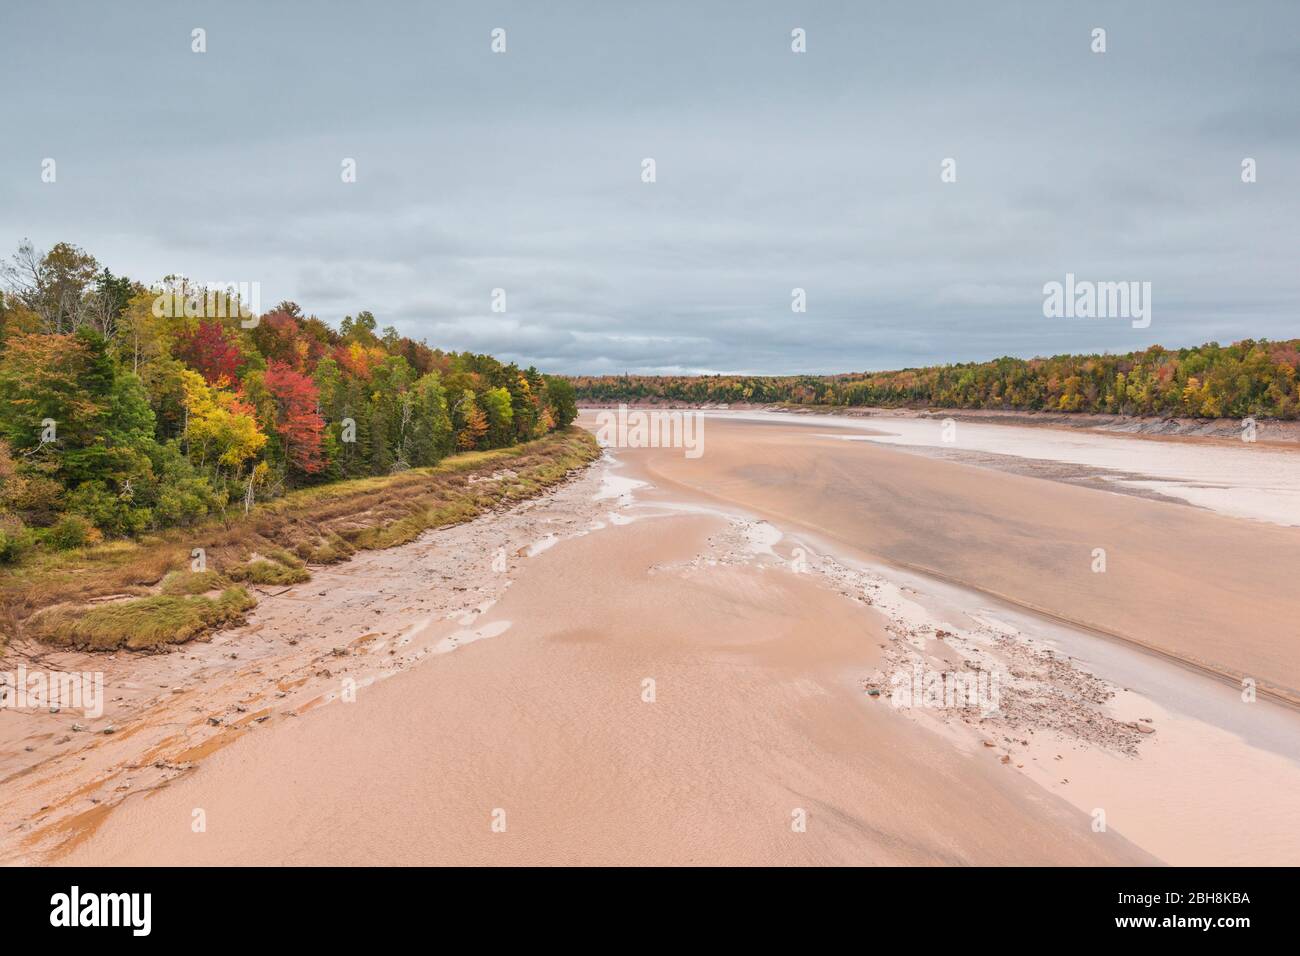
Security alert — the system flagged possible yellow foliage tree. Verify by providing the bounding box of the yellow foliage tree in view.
[180,369,267,474]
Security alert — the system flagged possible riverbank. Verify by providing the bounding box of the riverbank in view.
[0,428,600,651]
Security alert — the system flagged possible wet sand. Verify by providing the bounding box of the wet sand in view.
[6,412,1299,866]
[638,414,1300,702]
[51,498,1148,866]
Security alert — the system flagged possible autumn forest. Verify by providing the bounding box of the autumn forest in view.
[0,240,578,561]
[573,339,1300,420]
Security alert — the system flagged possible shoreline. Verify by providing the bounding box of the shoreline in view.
[578,401,1300,446]
[0,444,608,864]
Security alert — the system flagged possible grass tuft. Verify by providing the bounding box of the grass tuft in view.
[29,587,257,651]
[159,569,229,595]
[228,552,312,586]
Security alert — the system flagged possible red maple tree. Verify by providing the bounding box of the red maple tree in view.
[264,360,326,474]
[175,320,246,386]
[253,311,326,372]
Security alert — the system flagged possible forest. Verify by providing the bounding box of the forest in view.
[0,240,578,562]
[572,339,1300,420]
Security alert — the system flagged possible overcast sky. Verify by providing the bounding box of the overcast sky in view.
[2,1,1297,375]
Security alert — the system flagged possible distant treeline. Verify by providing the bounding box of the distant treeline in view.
[573,339,1300,420]
[0,240,578,558]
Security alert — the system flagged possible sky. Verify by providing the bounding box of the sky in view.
[2,0,1297,375]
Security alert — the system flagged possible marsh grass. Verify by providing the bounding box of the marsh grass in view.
[29,587,258,651]
[228,548,311,586]
[159,569,229,595]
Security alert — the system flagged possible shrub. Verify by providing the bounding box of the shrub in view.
[6,474,63,525]
[64,480,152,537]
[0,515,33,563]
[44,514,99,550]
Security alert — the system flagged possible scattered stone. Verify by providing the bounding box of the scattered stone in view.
[71,723,88,733]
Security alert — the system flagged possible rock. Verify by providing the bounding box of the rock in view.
[54,735,71,745]
[206,716,221,726]
[102,726,116,735]
[331,647,348,657]
[999,755,1010,764]
[71,723,88,732]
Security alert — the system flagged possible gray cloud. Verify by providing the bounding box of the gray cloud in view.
[2,0,1297,375]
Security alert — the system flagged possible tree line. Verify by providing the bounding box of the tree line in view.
[572,339,1300,420]
[0,240,578,559]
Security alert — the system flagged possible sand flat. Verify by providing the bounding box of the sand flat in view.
[717,409,1300,526]
[61,506,1148,866]
[633,414,1300,701]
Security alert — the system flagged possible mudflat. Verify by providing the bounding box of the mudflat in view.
[9,410,1299,866]
[636,414,1300,701]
